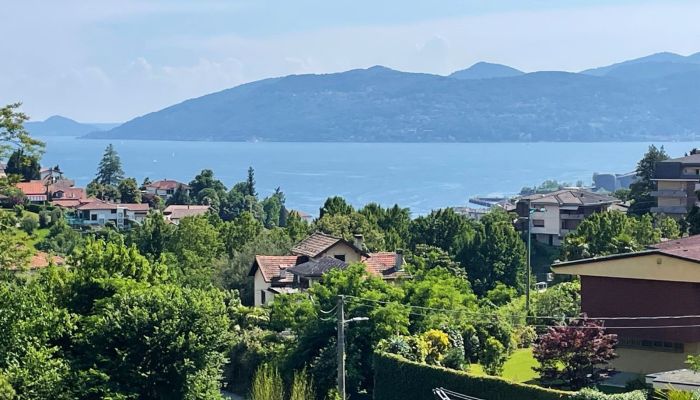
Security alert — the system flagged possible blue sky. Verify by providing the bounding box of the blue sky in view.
[2,0,700,122]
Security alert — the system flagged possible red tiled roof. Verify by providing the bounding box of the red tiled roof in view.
[363,252,406,280]
[291,232,368,257]
[51,187,86,200]
[251,255,302,283]
[146,180,189,190]
[163,205,210,220]
[16,180,47,195]
[30,252,65,270]
[50,199,83,208]
[76,200,150,212]
[651,235,700,262]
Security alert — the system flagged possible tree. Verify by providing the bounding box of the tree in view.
[249,364,284,400]
[0,214,32,270]
[166,184,191,205]
[117,177,141,203]
[167,216,223,284]
[628,145,669,215]
[533,318,618,390]
[285,211,310,243]
[406,244,464,278]
[86,180,119,201]
[189,169,226,203]
[75,285,233,399]
[409,208,474,253]
[460,210,526,295]
[0,103,44,162]
[481,337,507,376]
[127,212,174,260]
[531,281,580,331]
[319,196,354,218]
[95,144,124,186]
[656,215,681,239]
[220,211,263,258]
[4,149,40,181]
[246,166,257,197]
[562,211,661,260]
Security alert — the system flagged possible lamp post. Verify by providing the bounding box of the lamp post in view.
[526,202,546,314]
[337,295,369,400]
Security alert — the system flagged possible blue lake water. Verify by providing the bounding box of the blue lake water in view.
[37,137,698,216]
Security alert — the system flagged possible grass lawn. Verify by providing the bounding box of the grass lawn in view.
[469,348,539,383]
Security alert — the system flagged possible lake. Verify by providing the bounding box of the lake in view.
[37,137,698,216]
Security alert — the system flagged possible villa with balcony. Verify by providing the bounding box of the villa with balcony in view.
[515,189,620,246]
[652,152,700,218]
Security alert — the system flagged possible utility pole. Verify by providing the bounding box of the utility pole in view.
[337,295,346,400]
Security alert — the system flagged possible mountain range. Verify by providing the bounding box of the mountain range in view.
[77,51,700,142]
[26,116,120,136]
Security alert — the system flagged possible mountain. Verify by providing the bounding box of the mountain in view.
[85,52,700,143]
[449,62,524,80]
[581,51,700,78]
[26,116,120,136]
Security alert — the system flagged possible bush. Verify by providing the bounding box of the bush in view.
[38,211,51,228]
[373,352,571,400]
[482,337,507,376]
[570,388,646,400]
[442,348,466,371]
[20,216,38,235]
[250,364,284,400]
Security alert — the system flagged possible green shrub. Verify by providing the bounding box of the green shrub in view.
[289,369,315,400]
[250,364,284,400]
[38,211,51,228]
[373,352,571,400]
[20,216,38,235]
[571,388,647,400]
[482,337,507,376]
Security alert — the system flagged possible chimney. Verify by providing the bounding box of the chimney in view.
[353,234,364,250]
[395,249,404,271]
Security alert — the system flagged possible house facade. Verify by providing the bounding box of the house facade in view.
[144,180,189,201]
[552,235,700,374]
[163,204,210,224]
[15,180,48,203]
[73,200,149,228]
[516,189,620,246]
[249,232,406,306]
[652,153,700,218]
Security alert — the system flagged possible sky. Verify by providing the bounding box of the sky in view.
[2,0,700,122]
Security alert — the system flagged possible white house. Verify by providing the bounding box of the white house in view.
[75,200,149,228]
[144,180,189,201]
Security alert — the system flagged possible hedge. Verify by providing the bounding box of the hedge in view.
[373,352,572,400]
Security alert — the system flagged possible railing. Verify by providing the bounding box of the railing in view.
[650,206,688,214]
[651,190,687,198]
[560,213,584,220]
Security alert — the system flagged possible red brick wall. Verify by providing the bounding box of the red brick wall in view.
[581,276,700,342]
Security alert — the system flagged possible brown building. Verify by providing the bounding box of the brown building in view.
[552,235,700,374]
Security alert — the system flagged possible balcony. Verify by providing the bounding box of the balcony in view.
[560,213,584,220]
[651,190,687,198]
[650,206,688,215]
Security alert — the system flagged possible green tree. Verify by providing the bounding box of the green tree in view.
[656,215,681,239]
[290,369,316,400]
[481,337,507,376]
[406,244,464,278]
[36,219,83,256]
[95,144,124,186]
[167,216,223,284]
[285,211,311,243]
[127,212,174,260]
[75,285,233,399]
[249,364,284,400]
[628,145,669,215]
[0,214,32,270]
[459,210,526,295]
[166,184,191,205]
[220,211,263,258]
[531,281,581,331]
[117,177,141,203]
[189,169,227,203]
[409,208,474,253]
[0,103,44,162]
[246,166,257,197]
[319,196,354,218]
[315,212,385,251]
[4,150,40,181]
[562,211,661,260]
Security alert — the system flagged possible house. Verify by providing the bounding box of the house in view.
[144,180,189,201]
[73,200,149,228]
[163,204,210,224]
[515,189,620,246]
[15,180,48,203]
[289,210,314,223]
[249,232,407,306]
[652,153,700,218]
[551,235,700,374]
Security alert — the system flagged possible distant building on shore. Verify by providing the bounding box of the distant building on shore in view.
[515,189,620,246]
[592,171,638,192]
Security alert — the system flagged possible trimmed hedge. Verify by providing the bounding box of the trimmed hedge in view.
[373,352,571,400]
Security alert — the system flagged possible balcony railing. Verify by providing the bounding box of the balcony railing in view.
[560,213,584,220]
[650,206,688,214]
[651,190,687,198]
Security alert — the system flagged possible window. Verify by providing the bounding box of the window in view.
[91,214,97,221]
[532,219,545,227]
[618,337,684,353]
[334,255,346,261]
[260,290,266,304]
[111,209,117,214]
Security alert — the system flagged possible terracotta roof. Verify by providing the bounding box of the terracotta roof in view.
[16,180,47,195]
[363,252,407,280]
[50,199,83,208]
[146,180,189,191]
[250,255,302,283]
[76,200,150,212]
[519,189,619,207]
[51,187,86,200]
[9,251,65,271]
[163,205,210,220]
[291,232,367,257]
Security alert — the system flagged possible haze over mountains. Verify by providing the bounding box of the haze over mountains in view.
[26,116,119,136]
[68,51,700,142]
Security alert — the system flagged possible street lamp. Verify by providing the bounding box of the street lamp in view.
[336,295,369,400]
[525,201,546,314]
